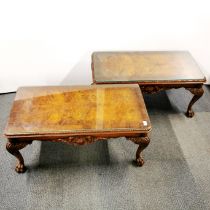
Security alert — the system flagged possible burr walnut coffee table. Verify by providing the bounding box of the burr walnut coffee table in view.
[92,51,206,117]
[4,85,151,173]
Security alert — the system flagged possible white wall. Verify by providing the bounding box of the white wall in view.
[0,0,210,93]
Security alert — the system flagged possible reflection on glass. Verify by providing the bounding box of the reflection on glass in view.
[92,51,205,82]
[5,85,151,135]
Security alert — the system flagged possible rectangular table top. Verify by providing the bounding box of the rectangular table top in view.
[92,51,206,84]
[4,85,151,137]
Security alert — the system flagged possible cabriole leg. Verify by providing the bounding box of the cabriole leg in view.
[185,86,204,118]
[6,139,32,173]
[128,135,150,166]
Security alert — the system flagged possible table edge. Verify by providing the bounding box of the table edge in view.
[4,127,152,139]
[92,78,206,85]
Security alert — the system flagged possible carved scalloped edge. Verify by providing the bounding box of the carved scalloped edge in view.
[140,85,182,94]
[185,87,204,96]
[127,136,150,145]
[50,136,108,145]
[6,141,31,152]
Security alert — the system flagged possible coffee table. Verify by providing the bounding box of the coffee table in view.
[92,51,206,117]
[4,85,151,173]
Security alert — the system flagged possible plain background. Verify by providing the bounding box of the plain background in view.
[0,0,210,93]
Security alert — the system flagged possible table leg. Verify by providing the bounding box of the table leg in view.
[185,86,204,118]
[6,139,32,173]
[128,135,150,166]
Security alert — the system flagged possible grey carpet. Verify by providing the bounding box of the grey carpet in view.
[1,86,210,210]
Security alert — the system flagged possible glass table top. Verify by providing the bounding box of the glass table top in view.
[4,85,151,137]
[92,51,206,83]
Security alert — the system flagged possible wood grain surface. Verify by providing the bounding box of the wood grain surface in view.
[4,85,151,137]
[92,51,206,84]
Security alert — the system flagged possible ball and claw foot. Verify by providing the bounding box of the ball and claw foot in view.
[15,163,27,173]
[186,109,194,118]
[136,157,144,167]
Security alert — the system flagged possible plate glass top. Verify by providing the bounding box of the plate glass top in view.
[5,85,151,136]
[92,51,205,83]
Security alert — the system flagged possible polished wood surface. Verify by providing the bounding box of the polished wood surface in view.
[4,85,151,173]
[92,51,206,84]
[92,51,205,117]
[4,85,151,137]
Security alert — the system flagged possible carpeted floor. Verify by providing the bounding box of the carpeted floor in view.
[1,86,210,210]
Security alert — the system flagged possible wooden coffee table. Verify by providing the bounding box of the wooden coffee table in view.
[92,51,206,117]
[4,85,151,173]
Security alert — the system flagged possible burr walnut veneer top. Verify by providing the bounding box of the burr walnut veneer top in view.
[92,51,206,84]
[4,85,151,137]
